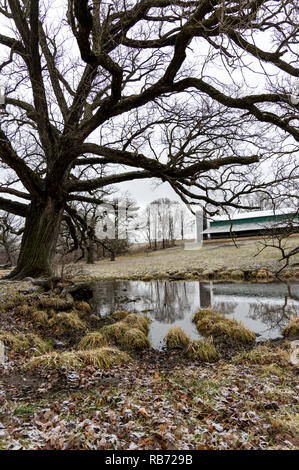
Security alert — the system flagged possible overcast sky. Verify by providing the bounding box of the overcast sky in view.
[119,178,182,205]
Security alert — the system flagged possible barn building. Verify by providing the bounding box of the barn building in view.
[202,208,298,240]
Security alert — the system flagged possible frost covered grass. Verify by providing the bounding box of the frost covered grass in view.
[3,354,297,450]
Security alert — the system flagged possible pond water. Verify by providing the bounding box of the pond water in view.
[91,280,299,350]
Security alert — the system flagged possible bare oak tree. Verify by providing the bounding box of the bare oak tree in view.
[0,0,298,279]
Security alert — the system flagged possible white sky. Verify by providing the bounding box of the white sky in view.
[119,179,181,204]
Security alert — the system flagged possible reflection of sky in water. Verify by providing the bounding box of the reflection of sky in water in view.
[92,281,299,350]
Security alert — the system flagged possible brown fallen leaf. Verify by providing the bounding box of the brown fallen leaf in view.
[160,424,166,434]
[138,407,151,418]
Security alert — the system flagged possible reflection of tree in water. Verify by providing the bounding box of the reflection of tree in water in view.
[92,280,197,322]
[145,281,195,323]
[92,281,127,316]
[212,301,238,315]
[248,296,298,331]
[93,280,299,333]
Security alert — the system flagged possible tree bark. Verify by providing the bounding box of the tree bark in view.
[5,197,64,280]
[86,240,95,264]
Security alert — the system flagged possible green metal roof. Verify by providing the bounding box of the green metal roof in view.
[210,213,297,228]
[203,216,299,235]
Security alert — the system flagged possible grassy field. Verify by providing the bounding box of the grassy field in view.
[79,237,299,280]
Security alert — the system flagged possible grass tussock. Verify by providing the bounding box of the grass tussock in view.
[75,301,91,313]
[192,307,214,324]
[100,313,151,350]
[38,296,74,311]
[1,293,27,312]
[110,310,130,321]
[0,330,29,351]
[233,345,289,366]
[26,347,130,370]
[0,330,52,354]
[165,327,190,349]
[27,333,52,354]
[123,313,151,335]
[31,309,49,325]
[48,310,86,331]
[26,350,82,369]
[78,331,108,349]
[14,304,32,316]
[184,338,219,362]
[100,321,130,342]
[120,328,150,350]
[78,347,130,368]
[193,309,256,344]
[282,316,299,338]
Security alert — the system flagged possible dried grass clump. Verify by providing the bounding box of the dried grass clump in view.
[110,310,130,321]
[48,310,85,331]
[78,332,108,349]
[31,309,49,325]
[14,304,32,316]
[194,309,256,344]
[26,351,82,369]
[100,321,130,342]
[26,347,129,370]
[38,296,74,311]
[165,327,190,349]
[0,330,29,351]
[78,347,130,368]
[76,301,91,313]
[192,307,215,324]
[89,314,101,322]
[256,269,269,280]
[27,333,52,354]
[0,330,52,354]
[282,316,299,338]
[1,293,27,312]
[233,345,288,366]
[120,328,150,350]
[184,338,219,362]
[123,313,151,335]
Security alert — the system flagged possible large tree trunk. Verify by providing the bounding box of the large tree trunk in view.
[86,240,95,264]
[6,198,64,280]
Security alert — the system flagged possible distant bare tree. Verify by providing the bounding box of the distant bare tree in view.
[0,211,23,265]
[255,210,299,275]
